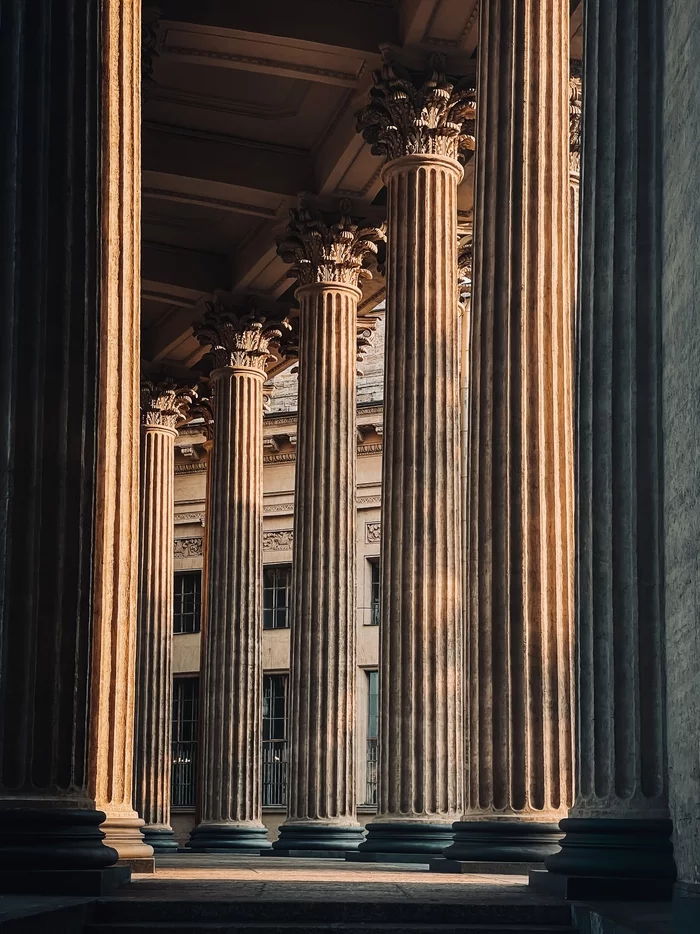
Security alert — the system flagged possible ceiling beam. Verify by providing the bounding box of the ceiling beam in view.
[143,125,314,196]
[142,241,230,294]
[160,0,398,55]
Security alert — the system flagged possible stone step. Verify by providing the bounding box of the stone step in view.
[85,925,576,934]
[92,900,572,927]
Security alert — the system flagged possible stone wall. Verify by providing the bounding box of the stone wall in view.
[662,0,700,889]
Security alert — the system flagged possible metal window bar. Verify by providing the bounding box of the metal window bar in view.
[262,739,288,806]
[263,565,291,630]
[174,571,202,634]
[171,739,197,807]
[171,677,199,807]
[365,737,378,806]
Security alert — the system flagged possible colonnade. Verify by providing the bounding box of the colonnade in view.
[0,0,696,917]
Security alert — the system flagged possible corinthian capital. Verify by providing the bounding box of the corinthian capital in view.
[569,61,583,176]
[277,200,385,289]
[357,53,476,164]
[141,377,197,429]
[193,295,293,375]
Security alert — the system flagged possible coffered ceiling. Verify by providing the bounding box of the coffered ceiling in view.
[142,0,584,373]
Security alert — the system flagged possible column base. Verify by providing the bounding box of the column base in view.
[0,807,119,871]
[188,822,272,853]
[271,822,364,857]
[430,857,544,875]
[142,825,179,852]
[350,821,454,861]
[101,813,154,863]
[443,820,562,862]
[530,868,674,902]
[543,818,676,883]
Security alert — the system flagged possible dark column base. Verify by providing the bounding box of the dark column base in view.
[430,857,544,874]
[674,882,700,934]
[188,822,272,853]
[0,808,118,871]
[530,818,676,902]
[272,823,364,857]
[350,821,454,861]
[0,866,130,895]
[442,820,562,862]
[142,826,179,852]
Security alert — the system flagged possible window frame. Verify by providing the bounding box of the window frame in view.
[262,563,292,631]
[173,569,202,634]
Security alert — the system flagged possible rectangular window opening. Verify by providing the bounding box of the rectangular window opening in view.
[171,676,199,808]
[262,673,288,806]
[174,570,202,634]
[263,565,292,630]
[365,670,379,806]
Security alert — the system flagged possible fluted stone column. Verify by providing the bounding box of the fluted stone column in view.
[354,58,473,859]
[0,0,124,892]
[536,0,676,901]
[88,0,154,870]
[188,299,291,852]
[445,0,576,866]
[272,204,383,856]
[133,380,196,852]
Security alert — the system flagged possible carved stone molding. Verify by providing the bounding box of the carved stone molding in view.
[174,537,203,558]
[357,54,476,164]
[263,529,294,551]
[570,61,583,177]
[194,296,295,374]
[175,512,206,525]
[175,462,207,475]
[277,201,385,289]
[141,377,197,429]
[365,521,381,543]
[458,235,473,305]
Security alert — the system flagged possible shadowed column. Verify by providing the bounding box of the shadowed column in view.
[133,379,197,852]
[272,202,384,856]
[354,55,474,860]
[188,298,292,853]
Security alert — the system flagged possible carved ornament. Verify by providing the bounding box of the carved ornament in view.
[570,61,583,177]
[194,296,294,374]
[357,53,476,164]
[458,235,473,305]
[141,377,197,429]
[263,529,294,551]
[186,387,215,441]
[277,200,385,289]
[365,521,381,543]
[174,537,203,558]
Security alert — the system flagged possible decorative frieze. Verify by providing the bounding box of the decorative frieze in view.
[174,537,203,558]
[263,529,294,551]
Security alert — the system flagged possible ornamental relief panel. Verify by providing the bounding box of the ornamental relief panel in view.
[263,529,294,551]
[174,537,203,557]
[365,521,381,543]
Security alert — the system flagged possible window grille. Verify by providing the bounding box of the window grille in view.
[262,674,288,805]
[171,677,199,807]
[174,571,201,634]
[263,565,291,630]
[370,560,380,626]
[365,670,379,805]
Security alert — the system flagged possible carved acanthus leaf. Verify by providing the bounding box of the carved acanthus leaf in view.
[457,235,473,305]
[569,61,583,176]
[193,295,294,374]
[141,377,197,429]
[357,54,476,164]
[186,385,215,441]
[277,201,386,288]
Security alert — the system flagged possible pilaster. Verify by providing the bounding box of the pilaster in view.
[272,203,383,856]
[189,298,292,853]
[133,379,197,852]
[353,56,472,860]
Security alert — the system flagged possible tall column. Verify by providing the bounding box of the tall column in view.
[446,0,576,866]
[189,298,291,852]
[273,203,384,856]
[133,379,196,852]
[0,0,124,892]
[535,0,676,901]
[87,0,154,870]
[354,56,472,859]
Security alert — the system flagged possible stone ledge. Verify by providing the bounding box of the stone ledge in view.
[529,868,674,902]
[0,867,130,896]
[430,857,541,875]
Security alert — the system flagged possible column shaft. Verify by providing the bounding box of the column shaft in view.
[88,0,153,867]
[0,0,119,886]
[359,154,465,859]
[274,284,364,854]
[190,367,270,851]
[450,0,575,864]
[133,425,178,851]
[541,0,675,899]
